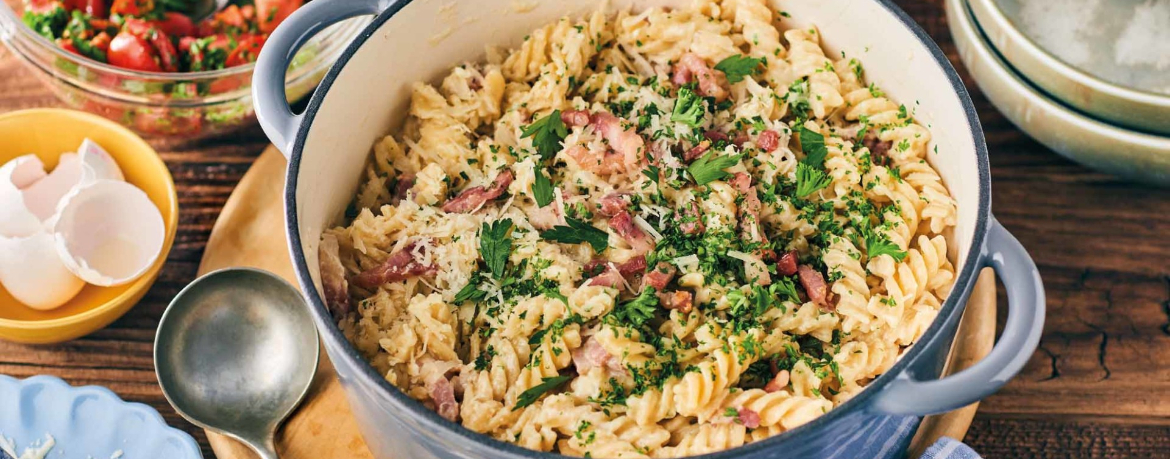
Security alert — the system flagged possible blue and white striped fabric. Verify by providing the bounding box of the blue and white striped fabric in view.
[920,437,983,459]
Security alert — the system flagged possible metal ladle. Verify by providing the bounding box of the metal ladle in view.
[185,0,231,22]
[154,268,319,459]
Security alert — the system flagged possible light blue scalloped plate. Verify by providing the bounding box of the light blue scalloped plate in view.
[0,375,202,459]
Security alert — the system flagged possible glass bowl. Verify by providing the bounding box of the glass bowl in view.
[0,1,368,139]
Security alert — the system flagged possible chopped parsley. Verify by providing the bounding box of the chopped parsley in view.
[687,152,741,185]
[533,169,554,207]
[798,126,828,168]
[540,217,609,252]
[479,219,514,279]
[714,54,763,84]
[521,110,569,161]
[864,229,907,262]
[514,375,572,409]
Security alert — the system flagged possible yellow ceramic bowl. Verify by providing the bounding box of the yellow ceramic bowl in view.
[0,109,178,344]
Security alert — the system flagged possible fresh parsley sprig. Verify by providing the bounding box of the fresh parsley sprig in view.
[688,152,742,186]
[864,228,907,262]
[533,169,554,207]
[514,375,572,409]
[540,217,609,252]
[521,110,569,161]
[714,54,763,84]
[480,218,514,279]
[798,126,828,167]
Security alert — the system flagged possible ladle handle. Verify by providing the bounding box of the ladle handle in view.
[242,435,280,459]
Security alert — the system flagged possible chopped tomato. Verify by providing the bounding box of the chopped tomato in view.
[109,0,152,16]
[214,5,247,29]
[225,35,264,67]
[26,0,63,14]
[90,31,111,54]
[151,12,195,38]
[65,0,107,17]
[147,29,179,71]
[107,30,160,71]
[56,37,80,55]
[254,0,300,32]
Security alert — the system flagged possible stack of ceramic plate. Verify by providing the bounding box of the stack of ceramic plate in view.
[946,0,1170,185]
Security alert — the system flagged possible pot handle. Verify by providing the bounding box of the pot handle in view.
[869,216,1045,416]
[253,0,386,157]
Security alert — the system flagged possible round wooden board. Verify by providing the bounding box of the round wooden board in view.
[200,146,997,459]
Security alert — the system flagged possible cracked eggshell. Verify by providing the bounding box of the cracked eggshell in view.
[22,153,84,222]
[78,139,124,182]
[53,180,165,287]
[0,232,86,310]
[0,155,47,238]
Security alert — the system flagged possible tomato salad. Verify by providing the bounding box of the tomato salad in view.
[20,0,302,73]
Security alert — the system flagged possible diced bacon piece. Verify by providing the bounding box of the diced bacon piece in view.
[737,408,761,428]
[657,290,693,314]
[730,172,769,247]
[617,255,648,276]
[585,263,624,288]
[609,210,655,256]
[561,109,591,127]
[764,369,790,393]
[427,376,459,422]
[704,130,730,143]
[862,132,893,166]
[757,130,780,152]
[591,111,646,167]
[797,265,830,307]
[572,337,626,374]
[441,170,514,213]
[584,256,646,291]
[683,139,711,162]
[598,192,632,217]
[671,53,729,101]
[733,131,750,148]
[351,240,436,289]
[642,262,677,291]
[776,251,798,277]
[392,172,415,204]
[678,202,705,236]
[318,234,350,317]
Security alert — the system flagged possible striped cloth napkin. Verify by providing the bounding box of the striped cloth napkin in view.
[921,436,983,459]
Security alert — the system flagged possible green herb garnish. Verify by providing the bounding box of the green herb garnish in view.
[688,152,742,186]
[540,217,608,252]
[798,126,828,167]
[480,219,514,279]
[714,55,763,84]
[533,169,554,207]
[521,110,568,161]
[514,375,572,409]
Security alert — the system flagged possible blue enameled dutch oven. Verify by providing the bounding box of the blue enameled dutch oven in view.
[251,0,1046,457]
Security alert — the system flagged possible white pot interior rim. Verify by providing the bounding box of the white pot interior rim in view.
[280,0,992,456]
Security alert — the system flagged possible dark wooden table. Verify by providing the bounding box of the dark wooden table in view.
[2,1,1168,457]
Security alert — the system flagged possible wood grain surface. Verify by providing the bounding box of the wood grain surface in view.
[1,1,1168,458]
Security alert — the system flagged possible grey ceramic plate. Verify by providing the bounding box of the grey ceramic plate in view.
[968,0,1170,135]
[949,0,1170,185]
